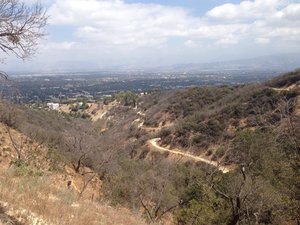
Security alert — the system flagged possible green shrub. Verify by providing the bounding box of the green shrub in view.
[176,185,228,225]
[10,159,43,177]
[139,146,150,159]
[114,91,139,107]
[159,128,171,138]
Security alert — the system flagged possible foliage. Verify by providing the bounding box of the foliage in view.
[176,184,229,225]
[10,159,43,177]
[114,91,139,107]
[266,69,300,88]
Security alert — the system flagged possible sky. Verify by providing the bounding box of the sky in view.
[2,0,300,71]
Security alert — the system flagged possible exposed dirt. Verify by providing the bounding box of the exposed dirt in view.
[148,138,232,173]
[271,84,297,92]
[0,201,50,225]
[58,101,117,122]
[0,123,145,225]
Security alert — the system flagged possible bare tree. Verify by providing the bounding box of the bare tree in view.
[64,129,119,199]
[5,124,22,160]
[0,70,8,80]
[0,0,47,100]
[4,122,46,162]
[276,97,300,162]
[77,153,113,200]
[0,0,48,60]
[136,157,186,223]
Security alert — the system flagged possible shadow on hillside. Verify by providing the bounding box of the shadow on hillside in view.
[0,205,24,225]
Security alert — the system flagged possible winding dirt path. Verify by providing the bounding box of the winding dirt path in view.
[148,138,231,173]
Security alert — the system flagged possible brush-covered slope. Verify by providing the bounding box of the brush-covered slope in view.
[129,69,300,164]
[0,69,299,225]
[97,70,300,224]
[0,117,146,224]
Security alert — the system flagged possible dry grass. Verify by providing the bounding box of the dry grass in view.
[58,102,117,122]
[0,123,148,225]
[0,167,148,225]
[296,95,300,117]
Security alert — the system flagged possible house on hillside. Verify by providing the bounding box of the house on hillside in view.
[47,103,60,110]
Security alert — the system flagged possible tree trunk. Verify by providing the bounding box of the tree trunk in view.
[227,214,240,225]
[227,197,241,225]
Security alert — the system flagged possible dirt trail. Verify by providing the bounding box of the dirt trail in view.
[148,138,231,173]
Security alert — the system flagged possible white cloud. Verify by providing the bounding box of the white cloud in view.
[49,0,198,47]
[48,0,300,48]
[216,37,239,45]
[5,0,299,70]
[184,40,198,48]
[49,0,206,46]
[255,37,271,44]
[206,0,284,21]
[40,41,78,50]
[281,3,300,20]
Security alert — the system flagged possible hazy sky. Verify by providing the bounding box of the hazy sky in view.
[2,0,300,71]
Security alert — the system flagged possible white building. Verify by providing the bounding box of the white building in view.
[47,103,60,110]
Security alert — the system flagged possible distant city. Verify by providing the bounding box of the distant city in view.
[1,69,284,103]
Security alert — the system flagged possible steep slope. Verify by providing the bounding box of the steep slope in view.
[94,70,300,224]
[0,123,147,225]
[127,69,299,166]
[0,69,299,225]
[83,69,299,175]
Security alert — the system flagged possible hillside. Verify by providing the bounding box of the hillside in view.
[107,69,299,171]
[0,69,299,225]
[100,69,300,224]
[0,123,146,224]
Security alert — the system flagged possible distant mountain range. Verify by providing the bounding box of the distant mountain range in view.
[8,53,300,74]
[158,53,300,73]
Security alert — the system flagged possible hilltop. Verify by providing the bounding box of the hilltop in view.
[0,69,299,225]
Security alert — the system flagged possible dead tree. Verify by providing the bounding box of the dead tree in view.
[65,136,87,173]
[5,124,22,160]
[0,0,48,60]
[1,1,47,100]
[0,71,8,80]
[5,123,46,162]
[278,97,300,156]
[137,158,185,223]
[65,133,116,199]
